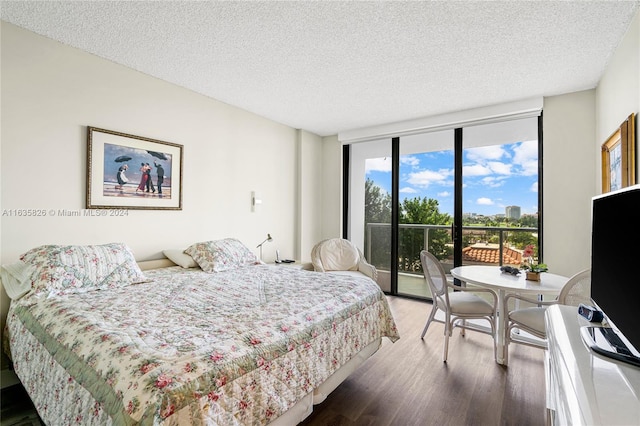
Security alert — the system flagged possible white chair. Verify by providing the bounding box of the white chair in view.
[310,238,377,281]
[503,268,591,364]
[420,250,498,362]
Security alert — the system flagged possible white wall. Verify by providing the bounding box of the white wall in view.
[545,9,638,277]
[297,129,324,261]
[596,8,640,188]
[0,22,311,263]
[0,22,325,360]
[320,135,343,239]
[542,90,596,277]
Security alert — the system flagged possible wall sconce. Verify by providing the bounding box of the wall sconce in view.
[256,233,273,260]
[251,191,262,212]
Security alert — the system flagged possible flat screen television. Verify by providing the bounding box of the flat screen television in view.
[581,183,640,367]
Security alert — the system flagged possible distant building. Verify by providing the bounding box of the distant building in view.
[506,205,521,220]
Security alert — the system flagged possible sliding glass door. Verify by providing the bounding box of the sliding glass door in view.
[461,118,541,272]
[347,116,541,299]
[397,130,455,297]
[350,138,393,292]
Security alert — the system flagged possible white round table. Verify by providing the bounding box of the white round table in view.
[450,265,569,365]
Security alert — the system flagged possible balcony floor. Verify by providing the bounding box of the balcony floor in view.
[397,273,430,298]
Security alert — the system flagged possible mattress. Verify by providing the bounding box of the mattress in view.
[5,264,399,425]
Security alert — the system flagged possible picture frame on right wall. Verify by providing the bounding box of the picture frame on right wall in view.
[601,113,636,193]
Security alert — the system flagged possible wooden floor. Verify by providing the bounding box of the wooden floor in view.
[1,296,547,426]
[0,384,43,426]
[301,296,547,426]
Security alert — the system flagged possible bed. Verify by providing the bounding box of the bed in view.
[2,240,399,425]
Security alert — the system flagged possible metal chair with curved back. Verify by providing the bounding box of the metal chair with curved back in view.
[420,250,498,362]
[503,268,591,364]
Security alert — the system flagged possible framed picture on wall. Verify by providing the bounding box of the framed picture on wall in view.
[601,113,636,193]
[86,127,183,209]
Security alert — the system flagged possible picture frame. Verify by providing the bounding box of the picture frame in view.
[87,127,183,210]
[601,113,636,193]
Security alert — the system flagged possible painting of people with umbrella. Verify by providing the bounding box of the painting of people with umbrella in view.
[114,156,131,189]
[87,127,183,210]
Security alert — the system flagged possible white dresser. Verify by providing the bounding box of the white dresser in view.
[545,304,640,425]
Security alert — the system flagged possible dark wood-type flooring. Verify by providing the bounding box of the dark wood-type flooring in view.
[1,384,43,426]
[1,296,546,426]
[301,296,546,426]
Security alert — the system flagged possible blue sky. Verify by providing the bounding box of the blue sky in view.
[365,140,538,217]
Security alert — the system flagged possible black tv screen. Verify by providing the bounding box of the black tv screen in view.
[588,184,640,364]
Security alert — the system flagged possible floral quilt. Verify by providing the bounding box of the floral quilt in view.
[6,265,399,425]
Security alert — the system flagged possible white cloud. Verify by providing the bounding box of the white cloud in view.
[365,157,391,173]
[530,181,538,192]
[438,191,451,197]
[463,141,536,192]
[487,161,512,175]
[463,164,492,176]
[481,176,507,188]
[519,159,538,176]
[513,140,538,176]
[407,168,452,187]
[400,187,417,193]
[477,197,494,205]
[466,145,508,162]
[513,140,537,162]
[400,156,420,167]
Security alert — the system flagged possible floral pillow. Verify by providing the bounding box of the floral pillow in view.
[184,238,260,273]
[20,243,149,295]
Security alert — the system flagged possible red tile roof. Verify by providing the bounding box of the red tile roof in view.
[462,244,522,265]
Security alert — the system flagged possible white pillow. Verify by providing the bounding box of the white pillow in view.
[1,261,35,300]
[163,249,199,269]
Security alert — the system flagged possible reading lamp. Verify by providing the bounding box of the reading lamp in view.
[256,233,273,260]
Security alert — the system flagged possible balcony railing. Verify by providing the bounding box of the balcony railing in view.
[365,222,538,275]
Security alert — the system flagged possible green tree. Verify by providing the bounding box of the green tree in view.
[399,197,452,271]
[365,178,391,223]
[518,215,538,228]
[508,230,538,250]
[364,178,392,269]
[364,180,453,272]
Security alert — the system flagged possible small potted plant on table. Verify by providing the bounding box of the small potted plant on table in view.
[521,244,548,281]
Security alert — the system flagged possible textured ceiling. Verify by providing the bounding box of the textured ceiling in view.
[2,1,639,136]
